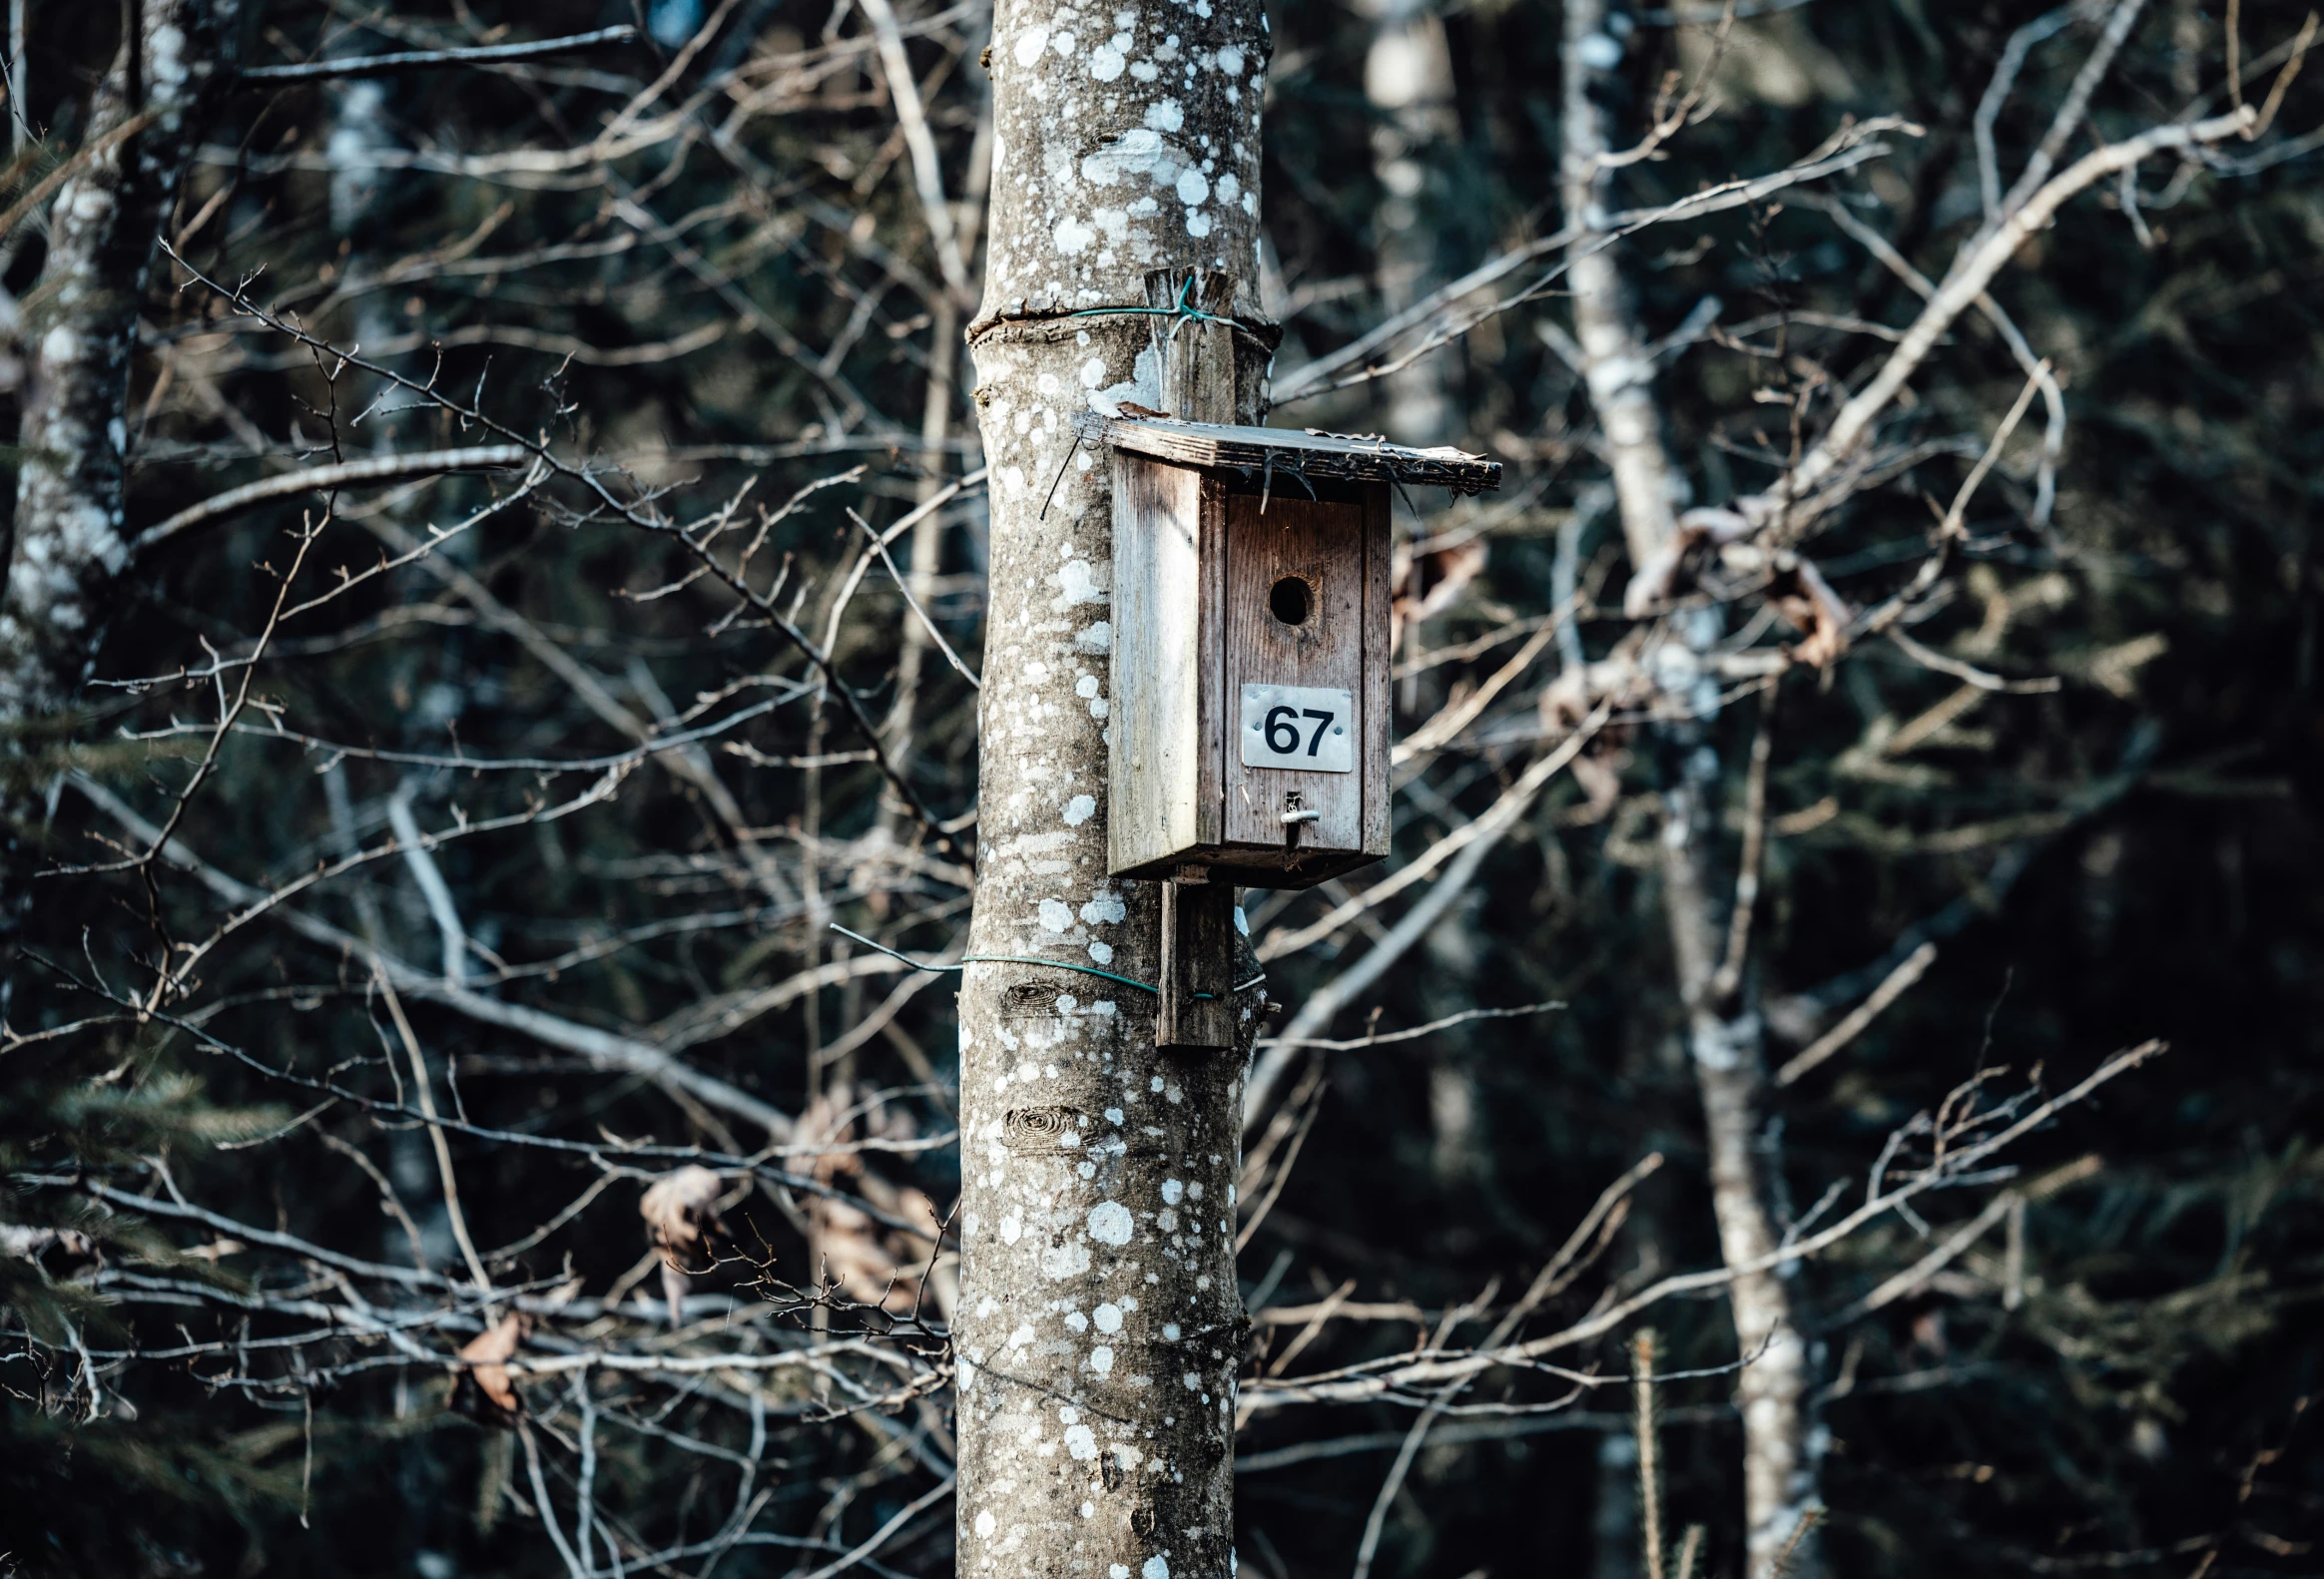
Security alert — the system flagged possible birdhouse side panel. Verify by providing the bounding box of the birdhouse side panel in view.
[1221,491,1368,854]
[1360,481,1393,858]
[1108,453,1217,878]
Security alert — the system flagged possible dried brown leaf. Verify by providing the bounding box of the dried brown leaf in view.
[639,1165,728,1270]
[1768,557,1851,668]
[452,1311,532,1424]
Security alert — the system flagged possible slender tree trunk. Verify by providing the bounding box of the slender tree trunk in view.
[1558,1,1681,572]
[955,6,1272,1573]
[1,0,239,997]
[882,80,991,771]
[1362,0,1457,446]
[1558,6,1819,1576]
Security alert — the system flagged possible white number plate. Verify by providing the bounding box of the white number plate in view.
[1239,684,1355,773]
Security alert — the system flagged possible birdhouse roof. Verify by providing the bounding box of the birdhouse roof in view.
[1104,417,1502,495]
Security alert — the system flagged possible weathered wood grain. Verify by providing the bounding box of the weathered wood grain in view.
[1107,452,1211,878]
[1157,876,1237,1049]
[1222,491,1366,855]
[1360,481,1395,858]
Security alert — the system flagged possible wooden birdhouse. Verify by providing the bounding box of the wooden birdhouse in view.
[1105,418,1502,892]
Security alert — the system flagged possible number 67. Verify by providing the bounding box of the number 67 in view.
[1264,705,1335,757]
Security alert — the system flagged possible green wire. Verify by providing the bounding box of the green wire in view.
[1064,271,1240,331]
[829,925,1264,1001]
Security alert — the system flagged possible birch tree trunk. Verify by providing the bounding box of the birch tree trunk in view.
[1,0,239,993]
[1559,5,1819,1575]
[1362,0,1457,446]
[956,5,1272,1574]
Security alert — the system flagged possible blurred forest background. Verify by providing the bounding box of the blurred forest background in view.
[3,0,2322,1576]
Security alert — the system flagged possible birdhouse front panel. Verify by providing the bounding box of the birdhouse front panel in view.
[1219,484,1389,862]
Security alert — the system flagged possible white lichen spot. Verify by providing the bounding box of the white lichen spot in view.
[1217,43,1246,75]
[1081,889,1127,926]
[1089,940,1115,964]
[1064,794,1098,826]
[975,1510,998,1539]
[1075,620,1113,654]
[1094,1303,1124,1333]
[1055,216,1097,255]
[1162,1322,1181,1339]
[1090,1344,1115,1374]
[1000,1211,1023,1245]
[1089,40,1126,79]
[1146,1557,1172,1579]
[1057,558,1108,605]
[1144,99,1185,133]
[1065,1422,1099,1459]
[1014,26,1051,66]
[1039,898,1075,932]
[1104,1107,1125,1126]
[1087,1201,1134,1246]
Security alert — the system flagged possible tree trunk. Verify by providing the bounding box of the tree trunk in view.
[955,5,1273,1575]
[1557,0,1681,572]
[1558,5,1819,1576]
[1362,0,1457,446]
[1,0,239,995]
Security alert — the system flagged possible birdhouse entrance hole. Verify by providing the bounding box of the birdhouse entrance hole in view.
[1269,575,1313,627]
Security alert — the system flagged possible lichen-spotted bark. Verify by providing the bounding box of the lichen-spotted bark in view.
[1,0,239,993]
[958,1,1270,1573]
[5,0,238,713]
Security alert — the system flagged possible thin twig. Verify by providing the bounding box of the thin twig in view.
[1776,941,1939,1086]
[131,446,529,559]
[1255,1001,1566,1051]
[849,508,980,690]
[241,26,639,83]
[1709,692,1775,1007]
[373,970,495,1294]
[1636,1329,1665,1579]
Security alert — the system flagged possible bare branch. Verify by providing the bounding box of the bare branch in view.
[240,26,641,84]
